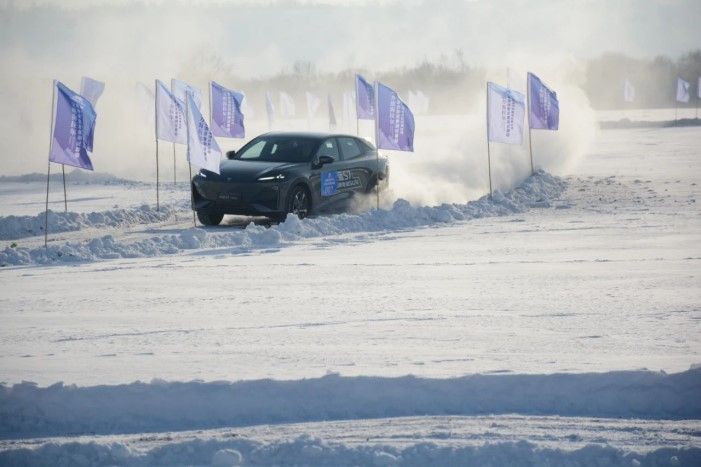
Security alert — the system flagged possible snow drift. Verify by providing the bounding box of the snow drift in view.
[0,170,566,266]
[1,436,699,467]
[0,204,177,241]
[1,368,699,440]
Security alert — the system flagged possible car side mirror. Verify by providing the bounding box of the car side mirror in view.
[316,155,335,167]
[226,150,237,160]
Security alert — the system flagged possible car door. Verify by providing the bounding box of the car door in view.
[309,138,346,210]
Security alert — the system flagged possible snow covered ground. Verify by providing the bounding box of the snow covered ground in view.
[0,123,699,465]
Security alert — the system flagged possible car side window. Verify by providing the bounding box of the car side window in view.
[338,137,364,160]
[315,138,339,161]
[239,140,266,160]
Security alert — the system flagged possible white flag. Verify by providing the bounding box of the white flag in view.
[624,79,635,103]
[676,78,690,103]
[408,90,430,115]
[155,79,186,144]
[305,92,320,118]
[279,91,296,117]
[328,95,337,130]
[186,92,221,174]
[265,92,274,128]
[487,82,525,145]
[80,77,105,107]
[172,79,203,110]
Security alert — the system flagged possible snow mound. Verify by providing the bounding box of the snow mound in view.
[0,170,566,266]
[1,436,699,466]
[1,368,698,440]
[0,205,177,241]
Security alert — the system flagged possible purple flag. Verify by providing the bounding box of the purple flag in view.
[528,73,559,130]
[376,82,415,152]
[355,74,375,120]
[49,81,96,171]
[210,81,245,138]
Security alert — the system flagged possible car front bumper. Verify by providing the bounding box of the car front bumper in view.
[191,175,288,216]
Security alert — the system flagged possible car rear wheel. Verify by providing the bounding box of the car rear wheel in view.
[196,210,224,226]
[286,185,311,219]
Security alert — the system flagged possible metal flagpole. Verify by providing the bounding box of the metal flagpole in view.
[373,81,380,210]
[526,75,535,175]
[154,79,160,211]
[61,165,67,212]
[172,143,177,185]
[486,83,493,198]
[185,91,196,227]
[355,77,360,136]
[45,80,57,248]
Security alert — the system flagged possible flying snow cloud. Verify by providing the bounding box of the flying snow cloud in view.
[0,0,696,205]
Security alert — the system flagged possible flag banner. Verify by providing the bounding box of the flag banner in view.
[49,81,97,170]
[376,81,415,152]
[408,90,430,115]
[155,79,186,144]
[342,91,355,125]
[355,74,375,120]
[265,92,275,127]
[186,93,222,175]
[306,92,321,118]
[80,77,105,108]
[279,92,296,117]
[676,78,690,103]
[210,81,245,138]
[487,82,525,145]
[698,77,701,99]
[328,95,337,130]
[624,79,635,103]
[171,79,202,110]
[527,72,559,130]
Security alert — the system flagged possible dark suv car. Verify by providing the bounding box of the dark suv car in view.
[191,132,389,224]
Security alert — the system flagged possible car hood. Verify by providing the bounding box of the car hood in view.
[213,160,301,182]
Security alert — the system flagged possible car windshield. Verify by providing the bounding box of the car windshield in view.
[236,136,319,163]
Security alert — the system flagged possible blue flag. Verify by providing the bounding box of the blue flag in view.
[355,74,375,120]
[528,73,559,130]
[210,81,245,138]
[49,81,97,171]
[376,82,415,152]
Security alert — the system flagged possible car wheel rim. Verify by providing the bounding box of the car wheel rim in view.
[291,190,308,218]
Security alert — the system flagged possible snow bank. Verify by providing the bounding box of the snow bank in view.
[1,369,698,440]
[0,170,566,266]
[0,205,177,241]
[1,436,699,467]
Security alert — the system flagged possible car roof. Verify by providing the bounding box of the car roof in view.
[259,131,362,141]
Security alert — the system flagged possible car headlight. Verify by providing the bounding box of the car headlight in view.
[257,174,286,181]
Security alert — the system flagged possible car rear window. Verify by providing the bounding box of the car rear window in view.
[338,137,364,160]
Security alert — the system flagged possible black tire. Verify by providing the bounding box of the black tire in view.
[285,185,311,219]
[196,210,224,226]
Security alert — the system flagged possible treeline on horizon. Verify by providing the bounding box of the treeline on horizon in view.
[184,49,701,114]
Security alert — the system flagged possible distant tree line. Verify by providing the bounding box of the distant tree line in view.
[182,49,700,114]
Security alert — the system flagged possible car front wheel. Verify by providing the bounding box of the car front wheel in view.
[286,185,311,219]
[196,210,224,226]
